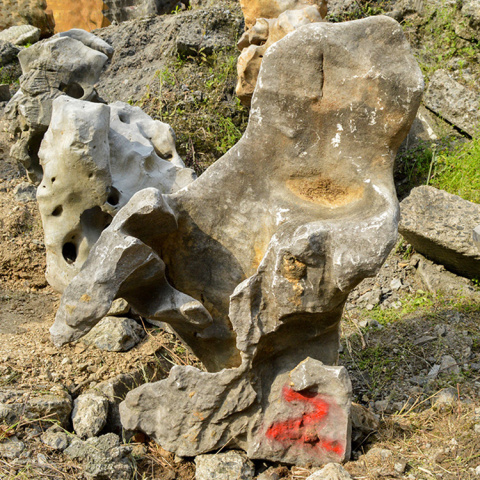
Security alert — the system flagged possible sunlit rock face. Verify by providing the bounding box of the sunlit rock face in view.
[37,97,195,293]
[50,16,423,466]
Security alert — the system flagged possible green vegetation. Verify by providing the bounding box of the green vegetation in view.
[137,49,249,175]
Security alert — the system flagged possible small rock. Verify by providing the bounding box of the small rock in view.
[394,460,407,474]
[0,436,25,459]
[107,298,131,316]
[475,465,480,475]
[41,425,70,451]
[351,403,379,444]
[72,392,109,439]
[195,450,255,480]
[431,388,458,409]
[390,278,402,290]
[474,424,480,434]
[439,355,460,375]
[0,40,21,66]
[307,463,353,479]
[81,316,145,352]
[13,182,36,203]
[365,447,392,461]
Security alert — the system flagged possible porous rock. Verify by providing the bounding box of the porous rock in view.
[306,463,353,480]
[236,5,324,105]
[37,96,195,292]
[72,392,109,439]
[64,433,132,480]
[52,16,423,466]
[5,30,113,184]
[81,316,145,352]
[240,0,327,28]
[399,186,480,279]
[424,69,480,136]
[0,25,40,46]
[195,450,255,480]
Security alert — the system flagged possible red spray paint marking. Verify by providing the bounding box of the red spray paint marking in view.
[266,386,344,456]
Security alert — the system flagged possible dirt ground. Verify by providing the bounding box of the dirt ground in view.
[1,105,480,480]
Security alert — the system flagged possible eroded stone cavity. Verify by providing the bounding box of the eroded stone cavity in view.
[236,5,325,106]
[50,16,423,465]
[37,96,195,293]
[5,29,113,184]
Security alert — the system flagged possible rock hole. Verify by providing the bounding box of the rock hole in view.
[59,82,84,99]
[118,112,130,124]
[52,205,63,216]
[51,177,56,183]
[107,186,120,206]
[88,173,93,178]
[62,242,77,264]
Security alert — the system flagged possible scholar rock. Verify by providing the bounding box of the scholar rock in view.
[37,96,195,292]
[5,30,113,184]
[51,16,423,466]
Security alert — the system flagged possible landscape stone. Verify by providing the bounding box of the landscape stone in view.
[81,316,145,352]
[195,450,255,480]
[72,392,109,439]
[64,433,132,480]
[0,25,40,46]
[306,463,353,480]
[399,186,480,279]
[0,41,20,66]
[424,69,480,136]
[51,16,423,466]
[36,96,195,293]
[5,30,113,184]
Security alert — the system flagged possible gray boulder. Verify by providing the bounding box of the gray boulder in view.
[424,69,480,136]
[81,316,145,352]
[72,392,109,439]
[399,186,480,279]
[195,450,255,480]
[52,16,422,466]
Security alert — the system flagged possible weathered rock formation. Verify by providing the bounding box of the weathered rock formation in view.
[236,5,325,105]
[45,0,110,33]
[103,0,185,24]
[400,186,480,279]
[37,96,195,292]
[5,30,113,184]
[50,16,423,465]
[0,0,54,37]
[239,0,327,29]
[0,25,41,45]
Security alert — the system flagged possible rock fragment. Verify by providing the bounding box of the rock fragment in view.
[399,186,480,279]
[306,463,353,480]
[0,25,40,46]
[195,450,255,480]
[72,392,109,439]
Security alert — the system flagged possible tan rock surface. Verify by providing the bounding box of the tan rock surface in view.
[46,0,110,32]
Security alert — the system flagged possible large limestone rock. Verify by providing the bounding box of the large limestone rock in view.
[37,96,195,292]
[239,0,327,28]
[50,16,423,465]
[45,0,110,33]
[236,5,325,106]
[399,186,480,279]
[5,29,113,184]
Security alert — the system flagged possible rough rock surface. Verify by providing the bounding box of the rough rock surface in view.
[399,186,480,279]
[236,5,324,105]
[72,392,109,438]
[424,69,480,136]
[81,316,145,351]
[239,0,327,28]
[5,29,113,184]
[195,450,255,480]
[46,0,110,33]
[51,16,423,466]
[474,225,480,251]
[0,0,54,36]
[103,0,186,24]
[37,96,195,292]
[0,25,41,46]
[64,433,133,480]
[0,41,21,66]
[307,463,353,480]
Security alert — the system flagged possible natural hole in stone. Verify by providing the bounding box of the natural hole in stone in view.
[52,205,63,216]
[62,242,77,264]
[51,177,56,183]
[118,112,130,124]
[60,82,84,99]
[107,187,120,206]
[88,173,93,178]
